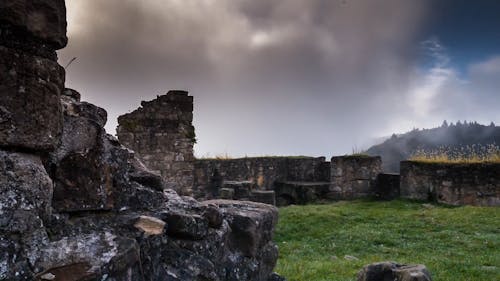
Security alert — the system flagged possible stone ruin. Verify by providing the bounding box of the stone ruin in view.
[117,91,499,207]
[0,0,495,280]
[117,95,390,206]
[0,1,284,280]
[400,161,499,206]
[117,91,196,196]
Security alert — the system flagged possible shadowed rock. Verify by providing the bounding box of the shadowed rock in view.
[358,262,432,281]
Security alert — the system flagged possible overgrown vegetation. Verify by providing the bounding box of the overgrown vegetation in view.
[366,121,500,171]
[409,144,500,163]
[275,200,500,281]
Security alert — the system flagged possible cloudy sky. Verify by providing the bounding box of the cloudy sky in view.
[58,0,500,158]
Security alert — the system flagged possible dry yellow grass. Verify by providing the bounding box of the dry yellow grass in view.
[409,144,500,163]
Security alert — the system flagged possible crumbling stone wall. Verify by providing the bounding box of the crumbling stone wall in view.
[330,156,382,199]
[193,157,329,199]
[0,1,283,280]
[117,91,195,195]
[400,161,500,206]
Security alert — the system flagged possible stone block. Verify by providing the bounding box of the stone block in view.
[224,180,253,199]
[0,151,52,234]
[250,190,276,206]
[162,212,208,240]
[357,261,432,281]
[205,200,278,258]
[0,0,68,49]
[201,204,223,228]
[220,188,235,199]
[0,46,64,151]
[32,232,141,279]
[134,216,166,236]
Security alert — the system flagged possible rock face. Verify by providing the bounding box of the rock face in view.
[117,92,196,195]
[357,262,432,281]
[0,1,282,280]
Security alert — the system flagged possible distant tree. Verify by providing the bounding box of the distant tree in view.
[391,133,397,140]
[490,121,496,127]
[441,120,449,128]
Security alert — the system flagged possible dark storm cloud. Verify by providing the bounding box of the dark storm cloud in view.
[59,0,434,157]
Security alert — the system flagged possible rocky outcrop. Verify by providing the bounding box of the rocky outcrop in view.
[357,262,432,281]
[0,1,282,280]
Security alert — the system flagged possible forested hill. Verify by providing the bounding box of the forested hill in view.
[366,121,500,172]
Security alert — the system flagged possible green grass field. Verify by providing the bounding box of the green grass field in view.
[274,200,500,281]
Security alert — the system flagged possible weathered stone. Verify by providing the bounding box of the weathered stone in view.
[0,235,33,280]
[206,200,278,258]
[274,181,330,206]
[162,212,209,240]
[220,187,235,199]
[0,2,282,279]
[400,161,500,206]
[31,232,141,280]
[134,215,166,236]
[117,91,195,195]
[128,156,165,191]
[225,180,254,199]
[330,156,382,199]
[268,272,288,281]
[0,46,64,151]
[201,203,223,229]
[357,262,432,281]
[0,0,68,49]
[250,190,276,206]
[0,150,52,234]
[193,156,328,199]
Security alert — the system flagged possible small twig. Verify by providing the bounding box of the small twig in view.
[64,57,77,69]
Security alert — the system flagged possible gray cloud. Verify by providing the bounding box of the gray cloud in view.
[59,0,433,157]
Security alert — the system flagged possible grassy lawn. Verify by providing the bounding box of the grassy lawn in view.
[274,200,500,281]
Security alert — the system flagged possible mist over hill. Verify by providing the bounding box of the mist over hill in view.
[366,121,500,172]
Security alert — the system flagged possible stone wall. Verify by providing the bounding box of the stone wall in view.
[193,157,329,199]
[400,161,500,206]
[117,91,195,195]
[330,156,382,199]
